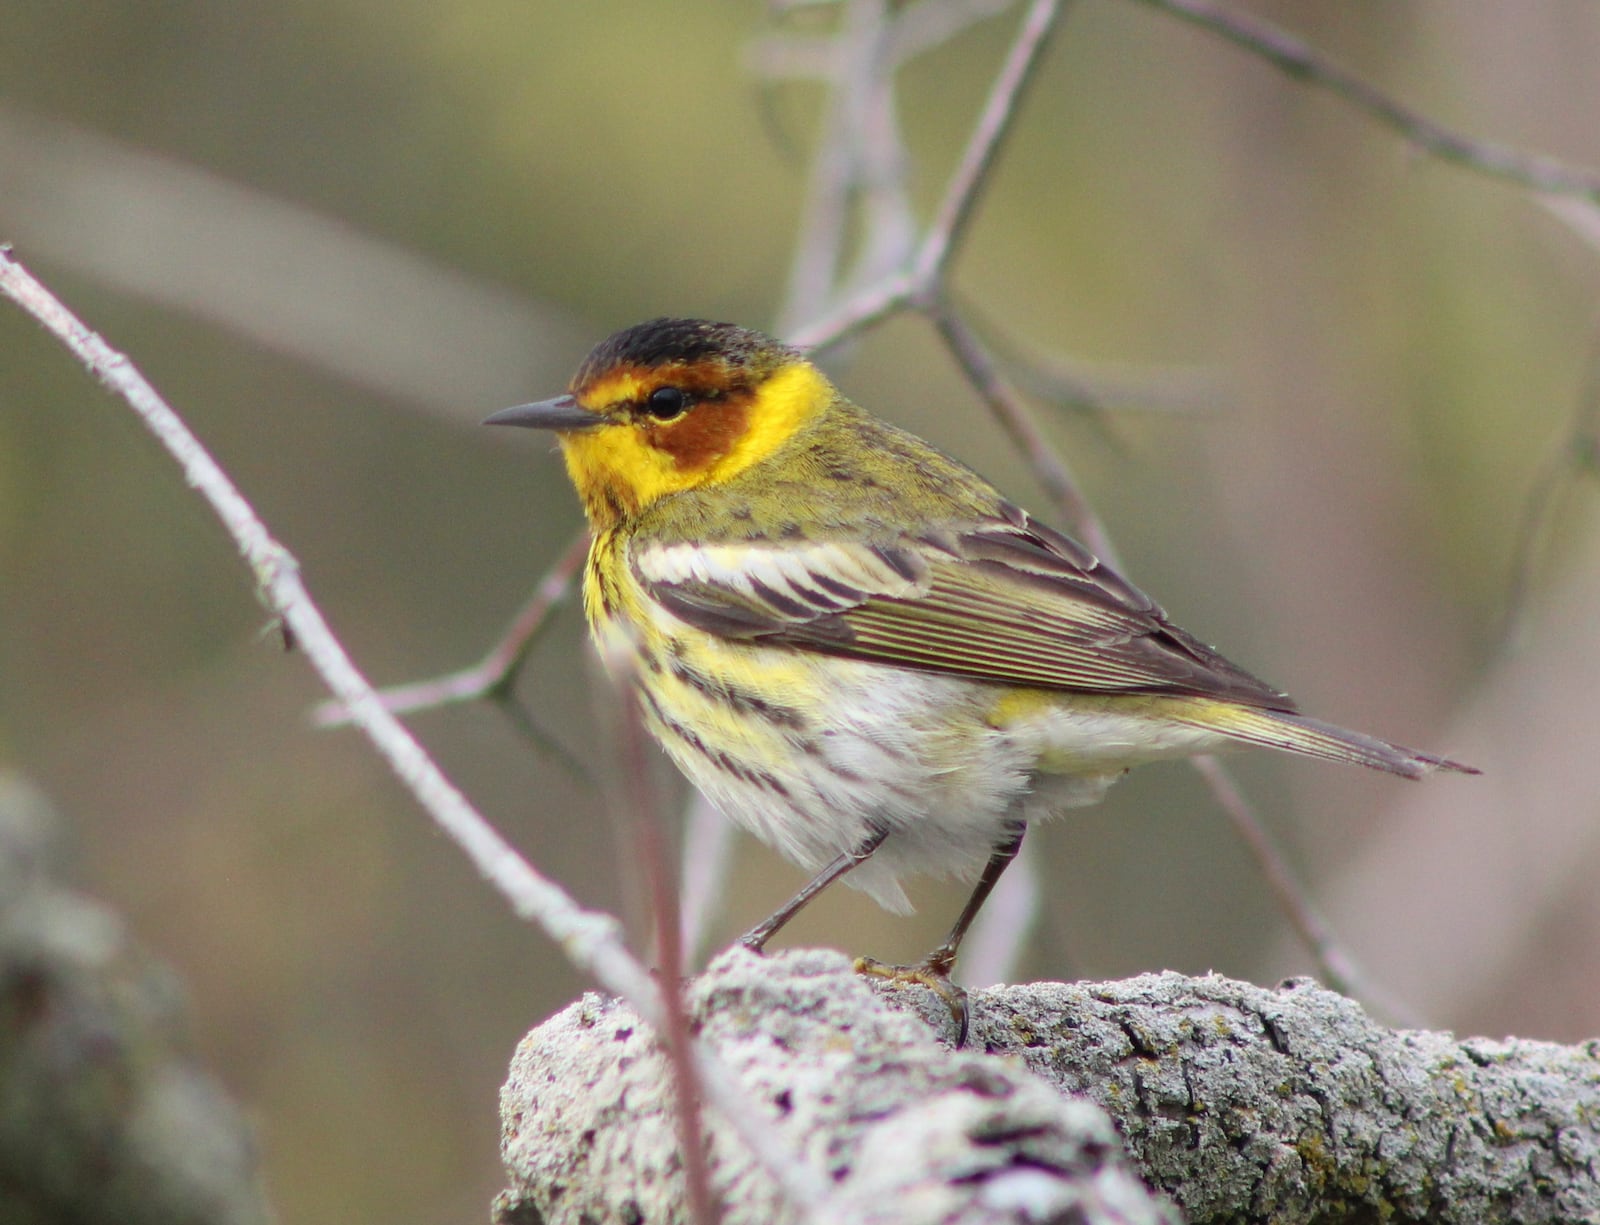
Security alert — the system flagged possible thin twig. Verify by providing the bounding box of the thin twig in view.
[787,268,917,351]
[913,0,1067,285]
[929,302,1118,559]
[605,641,719,1225]
[0,249,645,999]
[886,0,1017,67]
[789,0,1070,348]
[0,248,828,1218]
[777,0,895,334]
[1134,0,1600,201]
[312,528,589,726]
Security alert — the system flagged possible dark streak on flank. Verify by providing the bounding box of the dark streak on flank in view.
[635,678,795,800]
[667,656,808,730]
[588,543,619,618]
[635,683,709,757]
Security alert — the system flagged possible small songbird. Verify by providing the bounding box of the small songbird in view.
[486,317,1474,1035]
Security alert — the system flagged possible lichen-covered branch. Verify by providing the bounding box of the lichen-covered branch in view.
[967,973,1600,1224]
[497,949,1174,1225]
[499,951,1600,1225]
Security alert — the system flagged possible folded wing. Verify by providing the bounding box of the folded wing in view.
[633,503,1294,711]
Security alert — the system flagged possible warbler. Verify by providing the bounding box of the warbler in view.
[487,317,1474,1026]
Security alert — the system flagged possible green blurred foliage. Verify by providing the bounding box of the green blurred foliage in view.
[3,2,1600,1222]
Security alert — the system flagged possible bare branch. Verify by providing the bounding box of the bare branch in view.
[786,268,917,350]
[603,640,719,1225]
[312,528,588,726]
[784,0,1069,343]
[775,0,900,333]
[502,951,1600,1224]
[1134,0,1600,200]
[913,0,1067,284]
[929,302,1118,560]
[0,250,632,991]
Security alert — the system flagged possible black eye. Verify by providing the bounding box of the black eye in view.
[645,386,688,419]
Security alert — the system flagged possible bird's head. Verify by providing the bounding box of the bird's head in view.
[486,318,834,529]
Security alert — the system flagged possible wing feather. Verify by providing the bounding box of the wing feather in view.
[633,506,1294,710]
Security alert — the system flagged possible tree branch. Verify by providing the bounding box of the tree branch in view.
[498,950,1175,1225]
[311,527,588,741]
[1133,0,1600,201]
[970,973,1600,1224]
[500,952,1600,1225]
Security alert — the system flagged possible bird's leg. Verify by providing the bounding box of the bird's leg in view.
[857,826,1026,1046]
[924,826,1026,977]
[738,826,890,953]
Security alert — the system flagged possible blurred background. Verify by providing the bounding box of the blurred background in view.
[3,1,1599,1220]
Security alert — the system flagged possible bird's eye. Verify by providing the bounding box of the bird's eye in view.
[644,386,688,419]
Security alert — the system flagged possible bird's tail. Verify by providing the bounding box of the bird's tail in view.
[1176,702,1479,779]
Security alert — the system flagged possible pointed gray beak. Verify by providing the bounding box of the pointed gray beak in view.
[483,394,600,431]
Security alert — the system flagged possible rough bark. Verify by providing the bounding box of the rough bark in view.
[497,948,1600,1225]
[0,774,270,1225]
[955,974,1600,1223]
[497,947,1174,1225]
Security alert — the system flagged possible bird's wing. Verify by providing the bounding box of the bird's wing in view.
[631,504,1295,709]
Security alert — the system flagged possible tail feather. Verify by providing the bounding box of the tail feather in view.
[1186,706,1479,779]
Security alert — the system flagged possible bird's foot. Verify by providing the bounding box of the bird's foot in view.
[854,954,970,1046]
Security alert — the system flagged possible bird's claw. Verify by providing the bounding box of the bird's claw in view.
[854,955,971,1046]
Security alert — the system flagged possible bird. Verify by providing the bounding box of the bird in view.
[485,316,1475,1037]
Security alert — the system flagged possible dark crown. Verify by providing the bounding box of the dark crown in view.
[573,318,795,387]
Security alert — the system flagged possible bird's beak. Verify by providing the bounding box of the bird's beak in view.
[482,394,601,432]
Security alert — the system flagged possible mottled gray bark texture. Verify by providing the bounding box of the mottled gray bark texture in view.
[498,948,1600,1225]
[959,973,1600,1224]
[497,947,1175,1225]
[0,774,271,1225]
